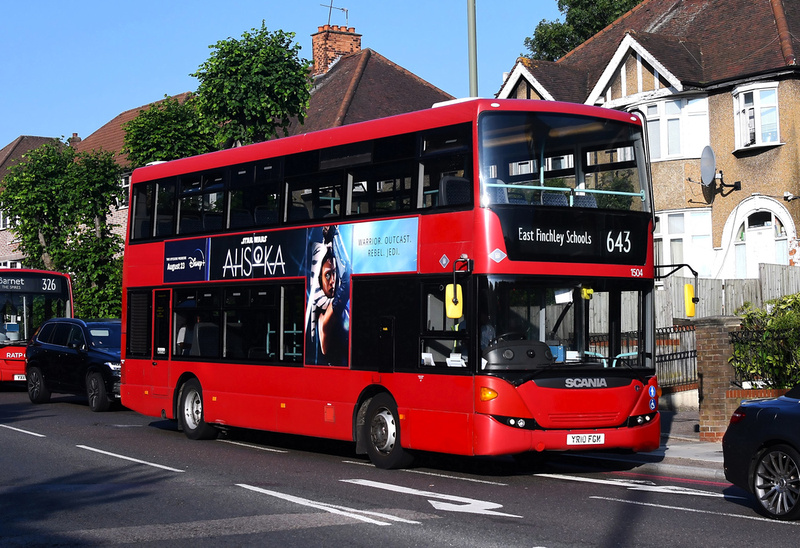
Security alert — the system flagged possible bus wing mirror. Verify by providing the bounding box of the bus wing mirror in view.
[684,283,697,317]
[446,284,463,319]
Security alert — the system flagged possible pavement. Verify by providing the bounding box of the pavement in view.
[560,410,728,481]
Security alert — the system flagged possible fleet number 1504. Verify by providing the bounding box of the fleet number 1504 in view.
[606,230,631,253]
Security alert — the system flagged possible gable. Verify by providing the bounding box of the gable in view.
[587,33,687,107]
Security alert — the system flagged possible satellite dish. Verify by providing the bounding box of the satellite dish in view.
[700,146,716,186]
[700,146,716,204]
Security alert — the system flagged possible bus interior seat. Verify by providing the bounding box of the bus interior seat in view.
[203,212,223,230]
[483,179,508,204]
[541,191,568,207]
[224,323,245,358]
[248,347,268,360]
[439,176,471,206]
[573,194,598,208]
[230,208,253,228]
[179,215,203,234]
[190,323,219,357]
[254,206,278,225]
[156,215,173,236]
[288,204,310,221]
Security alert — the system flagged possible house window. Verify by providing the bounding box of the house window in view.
[733,83,779,149]
[0,211,14,231]
[654,209,712,277]
[644,97,709,161]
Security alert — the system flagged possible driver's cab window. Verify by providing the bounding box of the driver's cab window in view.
[421,282,468,369]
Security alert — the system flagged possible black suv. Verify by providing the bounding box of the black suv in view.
[26,318,121,412]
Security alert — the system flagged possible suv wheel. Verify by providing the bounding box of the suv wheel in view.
[86,371,111,412]
[27,366,51,404]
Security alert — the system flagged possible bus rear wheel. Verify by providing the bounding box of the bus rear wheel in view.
[179,379,218,440]
[363,393,413,469]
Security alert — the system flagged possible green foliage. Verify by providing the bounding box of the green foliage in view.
[730,294,800,388]
[191,22,312,146]
[595,170,635,210]
[122,94,217,169]
[525,0,643,61]
[0,140,124,318]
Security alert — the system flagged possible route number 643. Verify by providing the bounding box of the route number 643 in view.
[606,230,631,253]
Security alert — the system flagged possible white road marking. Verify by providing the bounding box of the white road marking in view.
[593,496,800,524]
[0,424,46,437]
[342,460,508,485]
[76,445,185,472]
[537,473,733,498]
[341,478,522,518]
[217,439,289,453]
[402,468,508,486]
[237,483,420,525]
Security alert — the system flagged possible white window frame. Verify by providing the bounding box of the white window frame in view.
[0,210,14,231]
[732,82,780,150]
[643,96,709,161]
[654,208,713,278]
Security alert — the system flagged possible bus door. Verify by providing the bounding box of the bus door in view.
[149,290,172,396]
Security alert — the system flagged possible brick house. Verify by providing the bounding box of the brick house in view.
[0,24,452,269]
[0,136,60,267]
[497,0,800,282]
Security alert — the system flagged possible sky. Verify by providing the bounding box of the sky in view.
[0,1,561,148]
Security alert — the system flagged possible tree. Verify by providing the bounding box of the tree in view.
[122,94,216,169]
[525,0,643,61]
[191,22,312,147]
[0,140,124,317]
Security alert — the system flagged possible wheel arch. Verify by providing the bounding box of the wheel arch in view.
[750,438,800,485]
[353,384,395,454]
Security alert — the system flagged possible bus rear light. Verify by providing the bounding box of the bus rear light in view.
[480,387,498,401]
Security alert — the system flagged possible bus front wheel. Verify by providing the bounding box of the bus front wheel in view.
[363,393,413,469]
[178,379,218,440]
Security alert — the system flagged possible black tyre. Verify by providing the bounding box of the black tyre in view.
[27,366,51,404]
[86,371,111,412]
[362,393,413,469]
[753,444,800,520]
[178,379,218,440]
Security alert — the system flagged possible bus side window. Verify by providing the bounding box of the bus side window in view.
[154,179,176,237]
[348,162,414,216]
[421,282,469,368]
[421,155,472,208]
[286,172,343,222]
[131,183,154,240]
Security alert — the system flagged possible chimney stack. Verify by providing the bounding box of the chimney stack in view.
[311,24,362,76]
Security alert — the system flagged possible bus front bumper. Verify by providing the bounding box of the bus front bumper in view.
[472,412,661,456]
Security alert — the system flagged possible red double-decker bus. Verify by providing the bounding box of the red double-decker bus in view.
[0,269,73,382]
[121,98,660,468]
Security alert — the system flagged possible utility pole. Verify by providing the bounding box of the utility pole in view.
[467,0,478,97]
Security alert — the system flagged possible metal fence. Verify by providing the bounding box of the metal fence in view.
[655,324,697,388]
[587,324,697,388]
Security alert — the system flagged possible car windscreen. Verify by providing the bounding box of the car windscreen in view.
[87,324,121,350]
